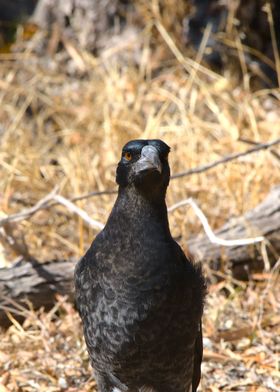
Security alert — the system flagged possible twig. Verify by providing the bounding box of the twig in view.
[0,187,59,225]
[238,137,280,162]
[168,198,264,246]
[0,295,35,318]
[171,138,280,179]
[52,195,104,230]
[260,240,271,272]
[0,187,105,231]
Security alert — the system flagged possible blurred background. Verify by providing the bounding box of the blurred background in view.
[0,1,280,391]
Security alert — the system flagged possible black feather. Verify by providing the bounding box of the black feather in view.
[75,139,206,392]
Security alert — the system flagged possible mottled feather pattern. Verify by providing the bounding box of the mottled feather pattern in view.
[75,140,206,392]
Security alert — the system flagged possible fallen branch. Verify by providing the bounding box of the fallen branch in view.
[0,187,104,231]
[2,194,264,260]
[52,194,104,230]
[188,186,280,280]
[0,259,75,326]
[168,199,264,246]
[0,186,279,326]
[0,187,59,225]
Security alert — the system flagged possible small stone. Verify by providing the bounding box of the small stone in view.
[58,377,68,389]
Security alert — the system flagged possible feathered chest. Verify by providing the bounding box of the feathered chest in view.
[80,233,188,352]
[94,227,181,294]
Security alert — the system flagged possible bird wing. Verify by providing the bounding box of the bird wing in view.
[74,248,99,320]
[175,244,204,392]
[192,321,203,392]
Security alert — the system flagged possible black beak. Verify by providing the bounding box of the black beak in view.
[134,145,162,174]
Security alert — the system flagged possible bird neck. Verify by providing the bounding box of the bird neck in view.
[107,185,171,238]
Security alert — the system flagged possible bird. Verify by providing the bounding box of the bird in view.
[75,139,206,392]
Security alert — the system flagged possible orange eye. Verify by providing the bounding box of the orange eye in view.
[124,152,132,161]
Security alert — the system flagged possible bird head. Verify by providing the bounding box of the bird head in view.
[116,139,171,198]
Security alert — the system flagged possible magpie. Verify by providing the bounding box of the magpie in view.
[75,139,206,392]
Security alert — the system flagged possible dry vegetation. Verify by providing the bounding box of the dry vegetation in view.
[0,1,280,391]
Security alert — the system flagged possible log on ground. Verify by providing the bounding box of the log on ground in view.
[0,259,76,327]
[0,186,279,326]
[188,185,280,280]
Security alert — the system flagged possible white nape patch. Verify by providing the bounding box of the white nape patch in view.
[112,388,122,392]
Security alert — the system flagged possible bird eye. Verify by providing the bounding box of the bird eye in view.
[124,152,132,161]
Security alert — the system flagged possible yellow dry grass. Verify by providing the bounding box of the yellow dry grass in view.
[0,3,280,391]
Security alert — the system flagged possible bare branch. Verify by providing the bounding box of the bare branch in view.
[0,187,104,231]
[171,138,280,179]
[52,195,104,230]
[168,198,264,246]
[0,187,59,226]
[238,137,280,162]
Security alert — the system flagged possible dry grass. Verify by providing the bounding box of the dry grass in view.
[0,3,280,391]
